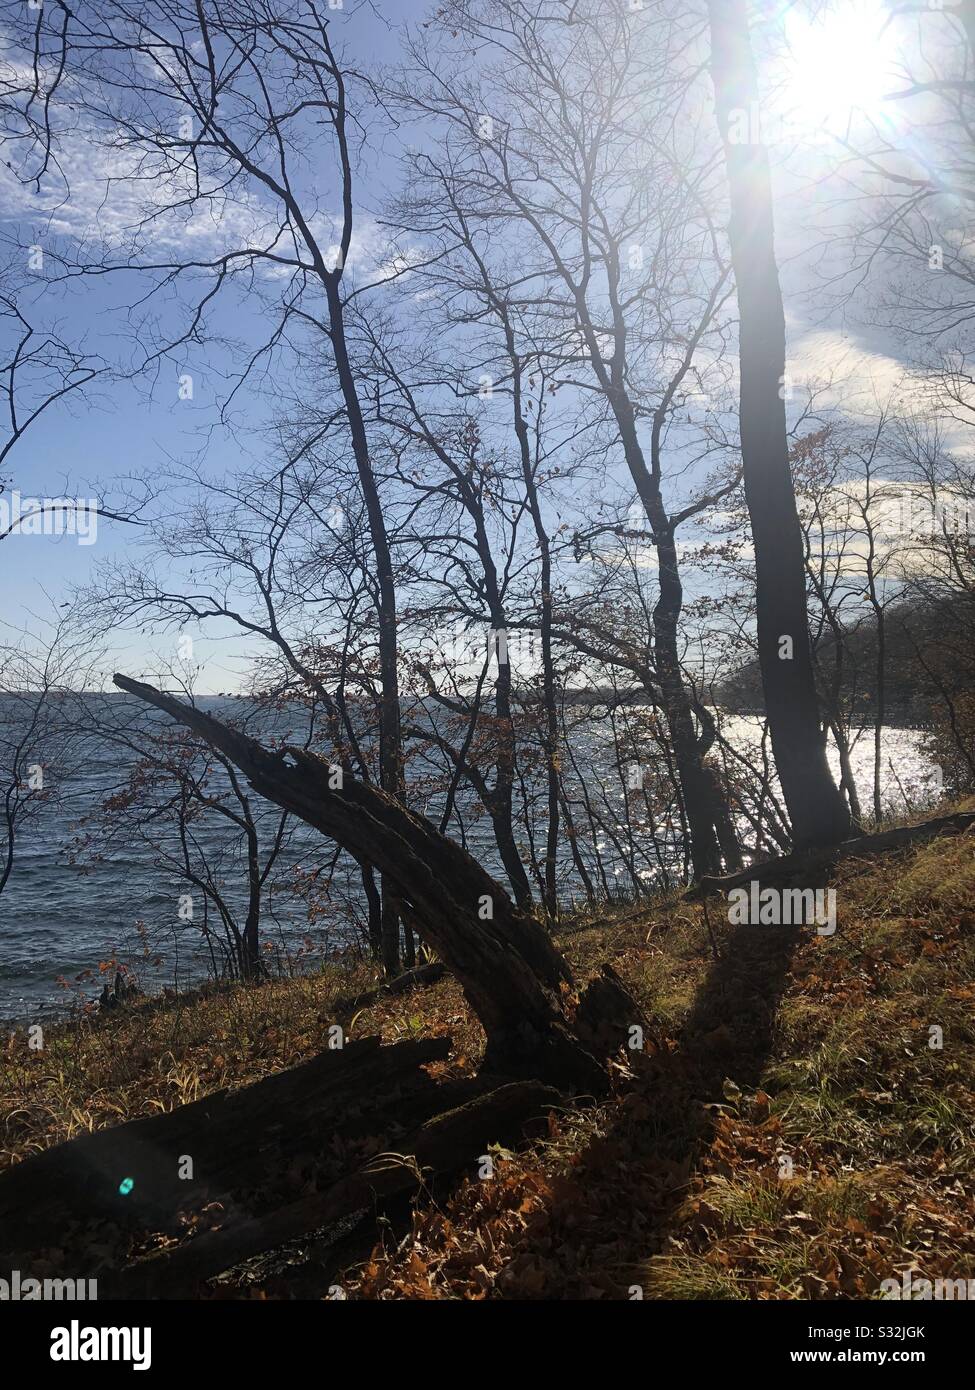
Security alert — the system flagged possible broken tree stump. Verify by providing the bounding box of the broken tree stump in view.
[574,963,651,1060]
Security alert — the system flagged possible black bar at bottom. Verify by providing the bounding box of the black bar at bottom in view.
[3,1296,968,1375]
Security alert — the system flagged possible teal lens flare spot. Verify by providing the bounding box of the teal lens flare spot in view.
[118,1177,135,1195]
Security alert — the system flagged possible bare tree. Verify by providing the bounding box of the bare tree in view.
[75,696,291,980]
[0,615,96,899]
[707,0,850,847]
[0,0,408,970]
[387,0,743,877]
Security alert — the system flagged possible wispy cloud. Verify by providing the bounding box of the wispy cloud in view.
[0,128,396,278]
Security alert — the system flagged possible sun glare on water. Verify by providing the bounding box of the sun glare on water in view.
[779,0,900,135]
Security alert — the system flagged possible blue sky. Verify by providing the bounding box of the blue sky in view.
[1,0,436,688]
[0,0,952,690]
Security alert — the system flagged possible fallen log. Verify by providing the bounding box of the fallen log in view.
[111,1079,561,1298]
[0,1035,450,1263]
[686,810,975,901]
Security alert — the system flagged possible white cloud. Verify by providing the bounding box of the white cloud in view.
[786,328,912,417]
[800,478,972,581]
[0,127,398,279]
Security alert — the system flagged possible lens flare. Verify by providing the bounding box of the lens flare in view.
[779,0,899,135]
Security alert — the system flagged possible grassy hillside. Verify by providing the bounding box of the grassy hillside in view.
[3,811,974,1299]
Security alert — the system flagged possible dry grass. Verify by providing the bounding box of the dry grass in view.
[3,810,974,1299]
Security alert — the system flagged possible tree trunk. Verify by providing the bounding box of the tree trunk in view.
[588,347,734,878]
[707,0,850,848]
[650,514,726,878]
[870,589,887,825]
[482,566,533,912]
[324,275,403,974]
[826,712,864,830]
[509,350,560,918]
[241,818,262,978]
[362,863,383,960]
[112,675,606,1091]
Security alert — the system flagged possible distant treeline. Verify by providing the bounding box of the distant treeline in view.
[718,594,975,730]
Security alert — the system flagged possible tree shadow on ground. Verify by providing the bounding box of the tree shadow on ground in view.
[524,886,834,1297]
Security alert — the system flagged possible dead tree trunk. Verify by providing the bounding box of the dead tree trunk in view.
[112,675,609,1091]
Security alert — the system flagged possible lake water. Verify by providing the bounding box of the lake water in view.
[0,698,932,1023]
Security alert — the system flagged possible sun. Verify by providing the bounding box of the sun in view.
[778,0,900,137]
